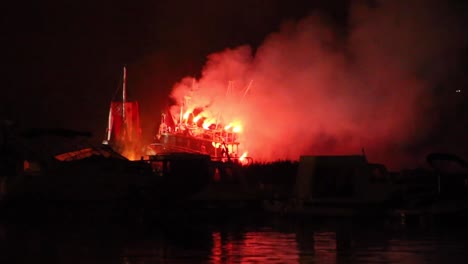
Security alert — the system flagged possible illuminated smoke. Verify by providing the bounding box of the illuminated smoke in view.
[168,0,467,169]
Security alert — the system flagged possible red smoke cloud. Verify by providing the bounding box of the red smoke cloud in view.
[167,1,466,169]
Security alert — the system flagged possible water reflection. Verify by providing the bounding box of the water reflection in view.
[1,217,468,263]
[210,230,299,263]
[209,227,354,264]
[120,220,468,264]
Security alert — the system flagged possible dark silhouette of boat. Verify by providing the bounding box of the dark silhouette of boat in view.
[263,154,402,218]
[0,123,212,220]
[390,152,468,226]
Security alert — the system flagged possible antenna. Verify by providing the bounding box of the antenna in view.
[226,80,235,98]
[121,66,128,142]
[105,107,113,141]
[122,66,127,120]
[242,80,253,99]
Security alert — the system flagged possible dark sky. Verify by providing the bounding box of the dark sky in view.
[2,0,467,165]
[2,0,347,138]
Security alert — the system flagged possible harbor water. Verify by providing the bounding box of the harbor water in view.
[1,213,468,264]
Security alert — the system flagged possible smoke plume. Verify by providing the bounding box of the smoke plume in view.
[168,0,467,169]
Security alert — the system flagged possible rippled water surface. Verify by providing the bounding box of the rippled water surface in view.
[1,215,468,264]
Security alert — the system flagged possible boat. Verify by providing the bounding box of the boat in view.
[103,66,142,159]
[262,154,403,218]
[146,81,253,165]
[0,68,214,219]
[100,66,213,202]
[0,125,213,221]
[0,126,156,220]
[389,152,468,226]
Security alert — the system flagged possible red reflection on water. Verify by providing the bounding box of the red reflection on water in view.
[209,230,360,264]
[211,232,240,263]
[211,232,222,262]
[210,231,300,264]
[312,231,337,263]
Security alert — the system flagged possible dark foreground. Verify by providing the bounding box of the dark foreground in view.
[1,207,468,264]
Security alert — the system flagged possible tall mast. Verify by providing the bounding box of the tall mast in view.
[122,66,127,121]
[121,66,128,142]
[106,107,113,141]
[179,100,183,125]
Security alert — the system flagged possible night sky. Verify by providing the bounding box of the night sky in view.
[2,0,467,167]
[3,0,343,134]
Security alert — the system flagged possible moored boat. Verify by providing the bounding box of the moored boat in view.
[0,122,212,222]
[263,154,403,218]
[389,152,468,226]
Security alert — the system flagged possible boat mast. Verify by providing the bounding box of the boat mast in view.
[121,66,128,142]
[122,66,127,122]
[105,107,113,141]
